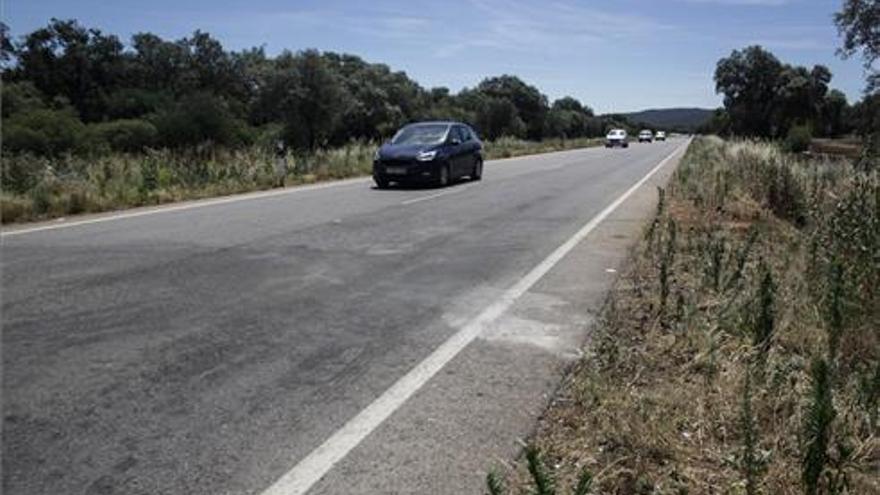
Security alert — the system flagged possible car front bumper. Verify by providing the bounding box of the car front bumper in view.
[373,159,444,183]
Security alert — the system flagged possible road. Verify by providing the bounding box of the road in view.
[2,138,688,495]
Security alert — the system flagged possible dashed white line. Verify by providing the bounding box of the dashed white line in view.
[258,140,690,495]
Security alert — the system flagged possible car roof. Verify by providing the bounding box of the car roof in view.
[405,121,462,127]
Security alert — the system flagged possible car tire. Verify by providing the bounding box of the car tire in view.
[472,159,483,181]
[436,165,450,188]
[374,175,390,189]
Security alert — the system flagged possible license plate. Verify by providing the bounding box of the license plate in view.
[386,166,407,175]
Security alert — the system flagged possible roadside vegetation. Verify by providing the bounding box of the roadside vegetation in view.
[0,20,617,223]
[0,136,601,224]
[489,136,879,494]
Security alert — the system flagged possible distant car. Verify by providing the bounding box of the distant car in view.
[655,131,666,141]
[605,129,629,148]
[638,130,654,143]
[373,122,483,188]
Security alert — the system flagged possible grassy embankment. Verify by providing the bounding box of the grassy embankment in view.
[0,136,600,224]
[489,137,879,494]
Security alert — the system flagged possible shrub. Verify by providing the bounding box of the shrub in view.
[83,119,159,153]
[0,154,49,195]
[802,358,835,495]
[785,125,812,153]
[151,93,247,148]
[1,81,47,119]
[767,159,807,227]
[3,108,85,155]
[104,89,172,120]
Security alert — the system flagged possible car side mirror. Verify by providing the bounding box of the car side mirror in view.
[449,137,461,146]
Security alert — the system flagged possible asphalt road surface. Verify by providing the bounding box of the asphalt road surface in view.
[2,138,688,495]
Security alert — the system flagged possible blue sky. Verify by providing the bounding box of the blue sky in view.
[4,0,872,113]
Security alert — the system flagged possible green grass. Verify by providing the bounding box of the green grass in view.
[0,137,601,224]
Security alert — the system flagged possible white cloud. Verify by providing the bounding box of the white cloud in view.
[434,0,670,58]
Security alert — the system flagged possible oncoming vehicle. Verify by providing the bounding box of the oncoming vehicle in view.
[373,122,483,188]
[655,131,667,141]
[605,129,629,148]
[638,130,654,143]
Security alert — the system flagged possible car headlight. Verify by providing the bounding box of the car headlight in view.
[373,149,381,161]
[416,150,437,162]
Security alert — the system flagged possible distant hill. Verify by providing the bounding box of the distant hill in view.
[618,108,715,132]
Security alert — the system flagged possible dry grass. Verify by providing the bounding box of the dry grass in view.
[1,138,601,224]
[494,137,879,494]
[484,137,602,160]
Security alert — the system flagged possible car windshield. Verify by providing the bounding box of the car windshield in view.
[608,130,624,136]
[391,124,449,145]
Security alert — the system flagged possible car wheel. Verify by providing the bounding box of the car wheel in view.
[472,159,483,181]
[374,175,390,189]
[437,165,450,187]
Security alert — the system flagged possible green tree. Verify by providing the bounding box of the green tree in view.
[775,65,831,131]
[473,96,527,140]
[11,18,127,121]
[836,0,880,93]
[272,50,350,150]
[818,89,850,137]
[1,22,14,70]
[151,92,246,148]
[475,75,549,140]
[715,46,785,137]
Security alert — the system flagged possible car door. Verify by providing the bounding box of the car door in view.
[460,126,478,172]
[448,126,467,178]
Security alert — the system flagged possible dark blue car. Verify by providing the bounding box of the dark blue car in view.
[373,122,483,188]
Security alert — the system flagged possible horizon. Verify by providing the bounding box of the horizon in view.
[4,0,874,114]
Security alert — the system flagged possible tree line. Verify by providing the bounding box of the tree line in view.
[703,0,879,147]
[703,45,878,142]
[1,19,619,157]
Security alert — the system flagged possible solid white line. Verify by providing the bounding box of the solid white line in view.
[0,177,371,238]
[399,183,477,205]
[259,140,690,495]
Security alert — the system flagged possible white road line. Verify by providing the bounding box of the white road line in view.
[259,140,690,495]
[399,183,477,205]
[0,177,371,238]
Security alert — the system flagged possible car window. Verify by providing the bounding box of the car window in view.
[451,126,465,143]
[459,126,471,142]
[391,124,450,145]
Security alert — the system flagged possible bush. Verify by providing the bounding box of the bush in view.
[3,108,85,155]
[0,154,49,195]
[104,89,172,120]
[785,125,812,153]
[83,119,159,153]
[1,81,47,119]
[151,93,248,148]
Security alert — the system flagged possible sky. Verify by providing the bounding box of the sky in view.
[3,0,873,114]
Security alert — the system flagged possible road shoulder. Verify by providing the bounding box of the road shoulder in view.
[306,142,688,494]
